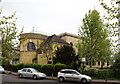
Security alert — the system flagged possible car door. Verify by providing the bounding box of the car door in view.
[64,71,73,81]
[71,71,80,81]
[26,69,33,78]
[21,68,27,77]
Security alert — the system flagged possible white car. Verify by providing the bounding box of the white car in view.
[0,66,5,74]
[57,69,91,83]
[18,68,46,79]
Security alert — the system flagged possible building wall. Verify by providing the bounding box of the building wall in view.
[37,54,47,65]
[20,51,36,63]
[19,33,48,64]
[92,61,111,68]
[37,43,65,65]
[60,36,80,53]
[20,39,44,51]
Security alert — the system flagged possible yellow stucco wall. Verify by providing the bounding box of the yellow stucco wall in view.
[19,33,47,64]
[20,51,36,63]
[19,39,43,64]
[20,39,44,51]
[37,43,64,65]
[60,36,80,53]
[37,54,47,65]
[92,61,111,68]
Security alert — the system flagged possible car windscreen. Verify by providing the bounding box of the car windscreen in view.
[0,66,3,69]
[31,69,39,73]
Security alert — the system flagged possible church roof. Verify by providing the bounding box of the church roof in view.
[30,30,52,36]
[37,34,69,54]
[40,34,69,46]
[58,32,80,39]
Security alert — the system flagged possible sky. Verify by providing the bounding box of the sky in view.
[0,0,114,35]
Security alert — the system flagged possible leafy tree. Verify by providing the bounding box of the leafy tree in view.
[99,0,118,48]
[112,52,120,69]
[77,10,111,68]
[99,0,119,67]
[54,45,79,67]
[0,9,23,65]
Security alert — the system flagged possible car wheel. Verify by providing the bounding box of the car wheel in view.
[19,74,23,78]
[59,77,64,82]
[33,75,37,80]
[81,78,87,84]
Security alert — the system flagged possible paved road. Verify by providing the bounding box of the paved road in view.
[0,74,82,84]
[0,74,118,84]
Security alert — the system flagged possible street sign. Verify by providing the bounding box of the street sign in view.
[82,58,86,62]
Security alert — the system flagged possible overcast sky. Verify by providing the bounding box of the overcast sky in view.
[1,0,113,35]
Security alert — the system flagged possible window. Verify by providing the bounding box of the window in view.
[27,42,36,51]
[22,69,27,72]
[92,60,95,65]
[70,42,73,47]
[61,71,71,74]
[98,61,100,65]
[71,71,79,75]
[107,61,109,66]
[27,69,32,73]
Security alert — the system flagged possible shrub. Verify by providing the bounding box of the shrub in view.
[11,63,41,72]
[23,63,34,68]
[3,64,13,71]
[32,63,41,72]
[12,63,24,72]
[84,68,99,76]
[41,64,54,76]
[54,63,67,76]
[113,69,120,78]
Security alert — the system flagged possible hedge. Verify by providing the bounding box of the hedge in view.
[3,63,120,79]
[3,63,67,76]
[54,63,67,76]
[83,68,120,79]
[41,64,54,76]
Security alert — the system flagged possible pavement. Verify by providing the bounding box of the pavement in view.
[4,71,120,84]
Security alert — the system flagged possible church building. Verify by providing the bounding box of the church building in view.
[19,29,80,65]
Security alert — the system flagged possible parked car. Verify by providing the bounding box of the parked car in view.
[57,69,91,83]
[18,68,46,79]
[0,66,5,74]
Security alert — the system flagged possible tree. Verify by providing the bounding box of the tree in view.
[54,45,79,66]
[99,0,118,48]
[77,10,112,68]
[99,0,119,68]
[0,9,23,65]
[112,52,120,69]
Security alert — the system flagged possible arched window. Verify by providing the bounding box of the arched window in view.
[70,42,73,47]
[27,42,36,51]
[98,61,100,65]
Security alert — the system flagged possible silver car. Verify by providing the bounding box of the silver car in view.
[18,68,46,79]
[0,66,4,74]
[57,69,91,83]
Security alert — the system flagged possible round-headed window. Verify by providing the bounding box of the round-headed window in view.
[27,42,36,51]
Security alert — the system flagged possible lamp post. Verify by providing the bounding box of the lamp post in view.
[82,57,86,73]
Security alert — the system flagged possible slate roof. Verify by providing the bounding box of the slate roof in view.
[37,34,69,54]
[58,32,80,39]
[41,34,69,45]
